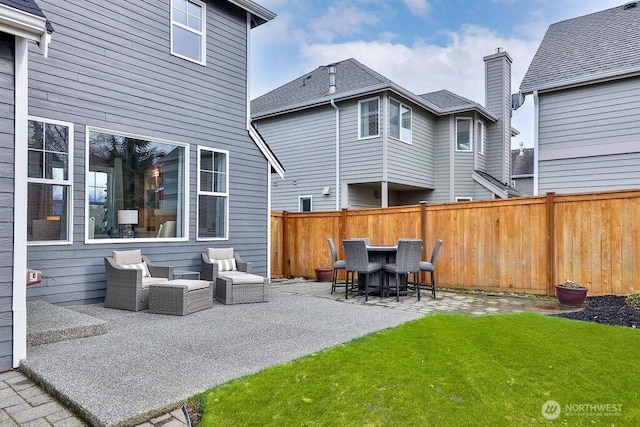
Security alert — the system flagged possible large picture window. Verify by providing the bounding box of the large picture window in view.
[389,98,412,143]
[171,0,206,65]
[197,147,228,239]
[358,98,380,139]
[87,128,187,241]
[27,118,73,243]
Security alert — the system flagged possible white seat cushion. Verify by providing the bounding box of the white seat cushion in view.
[161,279,211,291]
[207,247,234,262]
[113,249,143,265]
[141,277,170,288]
[219,272,264,284]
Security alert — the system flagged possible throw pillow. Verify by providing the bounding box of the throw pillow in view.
[216,258,237,272]
[120,261,151,277]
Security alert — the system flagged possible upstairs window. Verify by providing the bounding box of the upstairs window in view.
[477,120,485,155]
[171,0,206,65]
[389,98,412,143]
[358,98,380,139]
[27,118,73,244]
[456,117,472,151]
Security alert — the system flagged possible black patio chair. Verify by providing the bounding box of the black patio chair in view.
[383,239,423,301]
[342,239,381,301]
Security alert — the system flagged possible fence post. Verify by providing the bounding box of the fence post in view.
[545,192,556,295]
[420,201,428,286]
[283,211,289,279]
[339,208,348,258]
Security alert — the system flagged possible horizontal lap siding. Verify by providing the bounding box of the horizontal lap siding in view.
[386,100,435,188]
[0,32,13,371]
[259,107,336,212]
[539,78,640,192]
[26,0,270,305]
[339,99,383,182]
[430,117,451,202]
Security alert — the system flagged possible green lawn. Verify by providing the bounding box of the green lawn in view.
[193,313,640,426]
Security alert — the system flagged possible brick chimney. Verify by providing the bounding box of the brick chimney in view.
[483,48,512,185]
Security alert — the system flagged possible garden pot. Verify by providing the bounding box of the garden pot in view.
[555,285,588,307]
[315,267,333,282]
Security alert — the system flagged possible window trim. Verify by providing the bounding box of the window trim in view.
[477,119,485,155]
[196,146,229,241]
[170,0,207,66]
[389,97,412,144]
[27,116,74,246]
[298,195,313,212]
[358,97,380,140]
[84,126,190,244]
[455,117,473,152]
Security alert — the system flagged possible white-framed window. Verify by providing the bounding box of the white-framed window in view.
[197,147,228,240]
[456,117,472,152]
[477,120,485,155]
[171,0,206,65]
[455,197,473,202]
[86,127,188,242]
[299,195,312,212]
[389,98,412,143]
[358,97,380,139]
[27,117,73,244]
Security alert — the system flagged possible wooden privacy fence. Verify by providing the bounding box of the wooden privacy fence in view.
[271,189,640,296]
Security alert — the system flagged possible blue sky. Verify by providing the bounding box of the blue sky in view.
[249,0,623,148]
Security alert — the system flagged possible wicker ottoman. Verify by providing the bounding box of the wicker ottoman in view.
[216,273,269,304]
[148,279,213,315]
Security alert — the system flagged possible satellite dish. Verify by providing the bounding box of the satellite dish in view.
[511,93,525,110]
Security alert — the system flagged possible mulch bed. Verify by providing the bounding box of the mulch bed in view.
[553,295,640,328]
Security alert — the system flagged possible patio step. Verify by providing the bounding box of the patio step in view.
[27,301,108,346]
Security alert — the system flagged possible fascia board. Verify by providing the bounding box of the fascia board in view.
[226,0,276,25]
[248,124,285,179]
[472,170,508,199]
[0,4,47,41]
[520,67,640,95]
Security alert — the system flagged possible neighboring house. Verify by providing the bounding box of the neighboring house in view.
[1,0,283,372]
[519,2,640,195]
[511,144,534,195]
[251,50,520,212]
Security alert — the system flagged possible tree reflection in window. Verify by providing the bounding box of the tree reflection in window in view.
[88,130,186,239]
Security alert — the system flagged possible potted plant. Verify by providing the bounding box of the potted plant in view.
[555,279,588,307]
[314,267,333,282]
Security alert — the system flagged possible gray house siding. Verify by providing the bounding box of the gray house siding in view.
[339,97,383,183]
[538,77,640,193]
[386,97,436,189]
[0,32,14,372]
[24,0,271,306]
[259,106,337,212]
[430,117,452,202]
[513,177,533,195]
[485,54,511,183]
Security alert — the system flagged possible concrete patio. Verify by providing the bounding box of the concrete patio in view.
[12,279,577,427]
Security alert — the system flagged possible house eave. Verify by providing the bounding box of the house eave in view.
[520,68,640,95]
[472,170,508,199]
[0,3,46,39]
[226,0,276,27]
[252,82,498,122]
[248,124,285,179]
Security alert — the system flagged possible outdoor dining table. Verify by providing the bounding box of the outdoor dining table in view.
[363,245,398,295]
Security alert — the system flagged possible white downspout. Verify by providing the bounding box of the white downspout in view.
[533,90,540,196]
[330,99,340,210]
[13,37,29,368]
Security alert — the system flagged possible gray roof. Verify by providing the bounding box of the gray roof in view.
[0,0,53,32]
[474,169,523,197]
[520,3,640,93]
[251,58,497,121]
[511,148,534,176]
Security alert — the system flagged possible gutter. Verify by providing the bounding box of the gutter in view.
[330,99,340,210]
[520,67,640,96]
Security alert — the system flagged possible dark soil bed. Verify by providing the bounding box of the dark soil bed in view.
[554,295,640,328]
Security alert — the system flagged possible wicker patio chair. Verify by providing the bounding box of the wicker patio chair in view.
[104,249,174,311]
[342,239,381,301]
[382,239,423,301]
[327,238,346,294]
[200,247,251,281]
[418,239,444,298]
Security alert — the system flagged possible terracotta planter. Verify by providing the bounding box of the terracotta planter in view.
[315,267,333,282]
[555,285,588,307]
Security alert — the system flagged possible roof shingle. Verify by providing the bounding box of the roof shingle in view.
[520,3,640,93]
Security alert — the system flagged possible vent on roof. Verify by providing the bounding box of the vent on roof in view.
[302,74,311,86]
[623,1,638,10]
